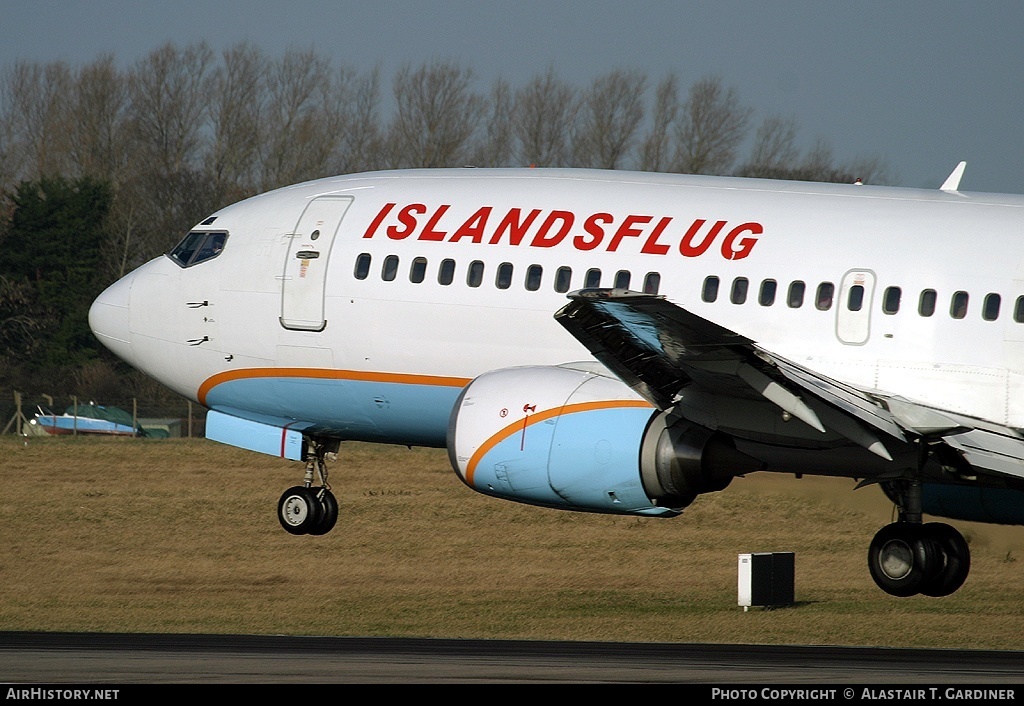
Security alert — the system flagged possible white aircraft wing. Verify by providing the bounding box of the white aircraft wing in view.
[555,289,1024,481]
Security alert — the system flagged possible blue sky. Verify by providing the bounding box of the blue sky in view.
[2,1,1023,193]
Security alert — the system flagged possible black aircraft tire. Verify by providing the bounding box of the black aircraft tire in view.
[277,486,322,535]
[919,522,971,597]
[309,488,339,536]
[868,523,937,597]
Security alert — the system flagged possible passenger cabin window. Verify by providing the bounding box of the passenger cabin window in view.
[614,270,631,289]
[584,269,602,288]
[467,260,484,288]
[759,279,777,306]
[438,258,455,285]
[496,262,513,289]
[983,293,1001,321]
[354,252,371,280]
[731,277,749,305]
[526,265,542,291]
[847,284,864,312]
[555,267,572,293]
[787,281,805,308]
[816,282,835,311]
[410,257,427,283]
[882,286,901,314]
[382,255,399,281]
[643,272,661,295]
[951,291,969,319]
[919,289,937,317]
[702,276,720,303]
[1015,296,1024,323]
[168,231,228,268]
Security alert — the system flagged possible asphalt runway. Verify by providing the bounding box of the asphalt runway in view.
[1,632,1022,684]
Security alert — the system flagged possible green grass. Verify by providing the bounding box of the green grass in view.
[2,435,1024,648]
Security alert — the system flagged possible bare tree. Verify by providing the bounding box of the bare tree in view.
[638,74,679,172]
[0,92,18,194]
[127,42,213,174]
[736,115,800,178]
[332,64,383,175]
[573,69,646,169]
[69,55,128,184]
[795,138,894,184]
[788,137,858,182]
[470,77,515,168]
[124,42,216,259]
[387,60,484,168]
[673,75,752,175]
[207,42,266,202]
[732,118,893,184]
[798,137,835,179]
[2,60,74,180]
[845,154,892,185]
[0,47,901,282]
[512,67,577,167]
[104,194,141,280]
[259,48,341,189]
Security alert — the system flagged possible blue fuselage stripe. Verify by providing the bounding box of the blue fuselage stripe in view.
[204,377,462,447]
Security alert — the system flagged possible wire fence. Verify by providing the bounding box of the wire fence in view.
[1,390,206,438]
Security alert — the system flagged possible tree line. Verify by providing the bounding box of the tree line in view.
[0,41,888,406]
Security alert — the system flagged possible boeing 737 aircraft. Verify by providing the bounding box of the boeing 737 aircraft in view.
[89,163,1024,598]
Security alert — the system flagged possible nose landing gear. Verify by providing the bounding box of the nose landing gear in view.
[277,439,339,536]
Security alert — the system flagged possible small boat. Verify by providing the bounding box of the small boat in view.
[31,404,142,437]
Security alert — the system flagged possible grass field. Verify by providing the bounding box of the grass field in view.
[2,435,1023,649]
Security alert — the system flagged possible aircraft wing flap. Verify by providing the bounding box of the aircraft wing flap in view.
[555,290,757,409]
[556,290,909,449]
[764,352,907,441]
[941,428,1024,479]
[555,291,1024,480]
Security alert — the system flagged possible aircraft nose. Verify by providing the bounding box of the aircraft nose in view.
[89,272,136,366]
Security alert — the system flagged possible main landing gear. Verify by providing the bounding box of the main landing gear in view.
[868,480,970,597]
[277,439,339,536]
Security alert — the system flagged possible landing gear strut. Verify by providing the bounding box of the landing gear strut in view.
[277,439,339,536]
[868,480,970,597]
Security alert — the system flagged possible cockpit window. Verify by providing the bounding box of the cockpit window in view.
[168,231,228,267]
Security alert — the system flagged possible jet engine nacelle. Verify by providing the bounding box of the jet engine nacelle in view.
[919,483,1024,525]
[447,364,757,516]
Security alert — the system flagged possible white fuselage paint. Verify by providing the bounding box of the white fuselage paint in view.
[91,168,1024,438]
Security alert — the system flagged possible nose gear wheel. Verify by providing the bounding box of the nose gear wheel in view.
[276,438,339,536]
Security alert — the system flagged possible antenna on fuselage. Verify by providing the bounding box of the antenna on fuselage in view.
[940,161,967,192]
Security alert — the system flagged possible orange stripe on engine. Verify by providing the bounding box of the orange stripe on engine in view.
[464,399,653,485]
[197,367,473,407]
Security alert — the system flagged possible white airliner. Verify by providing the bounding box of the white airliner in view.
[89,163,1024,598]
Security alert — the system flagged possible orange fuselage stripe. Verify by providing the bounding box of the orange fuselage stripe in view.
[198,368,473,407]
[465,399,653,485]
